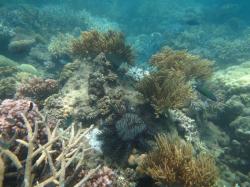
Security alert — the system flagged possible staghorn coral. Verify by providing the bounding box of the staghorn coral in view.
[72,30,134,68]
[17,77,59,106]
[150,47,213,81]
[0,77,16,100]
[139,134,218,187]
[0,109,105,187]
[137,70,193,117]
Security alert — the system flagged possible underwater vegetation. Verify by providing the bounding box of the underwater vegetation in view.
[72,30,134,68]
[139,134,218,187]
[137,47,213,116]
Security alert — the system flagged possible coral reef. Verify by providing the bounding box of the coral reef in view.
[0,77,16,100]
[150,47,213,81]
[8,38,36,53]
[0,22,15,43]
[0,111,103,187]
[0,66,18,78]
[17,64,39,75]
[59,59,81,85]
[137,47,214,117]
[72,30,134,68]
[0,55,18,67]
[137,70,194,116]
[98,113,149,163]
[116,113,147,141]
[77,166,117,187]
[0,99,42,141]
[139,134,218,187]
[17,77,59,106]
[48,33,74,60]
[212,61,250,95]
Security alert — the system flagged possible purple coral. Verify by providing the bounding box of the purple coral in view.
[0,99,41,140]
[79,166,116,187]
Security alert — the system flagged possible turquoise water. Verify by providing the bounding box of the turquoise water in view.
[0,1,250,187]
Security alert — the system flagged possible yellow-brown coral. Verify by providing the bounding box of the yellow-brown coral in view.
[139,134,218,187]
[150,47,213,81]
[137,70,194,116]
[72,30,134,68]
[137,47,213,116]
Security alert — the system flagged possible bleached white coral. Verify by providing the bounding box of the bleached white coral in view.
[168,109,206,151]
[85,127,102,152]
[126,66,150,81]
[0,22,15,40]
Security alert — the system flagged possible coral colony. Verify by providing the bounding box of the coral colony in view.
[1,1,250,187]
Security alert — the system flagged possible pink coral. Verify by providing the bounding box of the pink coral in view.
[0,99,41,140]
[78,166,116,187]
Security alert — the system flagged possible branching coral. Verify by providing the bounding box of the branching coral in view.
[72,30,134,68]
[139,134,218,187]
[137,47,213,117]
[137,70,193,116]
[0,106,107,187]
[150,47,213,81]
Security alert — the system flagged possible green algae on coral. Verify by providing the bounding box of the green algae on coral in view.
[0,55,18,67]
[0,77,16,100]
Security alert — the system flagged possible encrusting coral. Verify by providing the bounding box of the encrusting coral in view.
[17,77,59,107]
[72,30,134,68]
[138,134,218,187]
[0,77,16,100]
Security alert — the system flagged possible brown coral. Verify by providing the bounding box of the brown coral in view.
[17,77,59,107]
[150,48,213,80]
[72,30,134,68]
[150,47,213,81]
[137,70,194,116]
[139,134,218,187]
[137,47,213,116]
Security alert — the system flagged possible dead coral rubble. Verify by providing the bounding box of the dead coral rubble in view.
[139,134,218,187]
